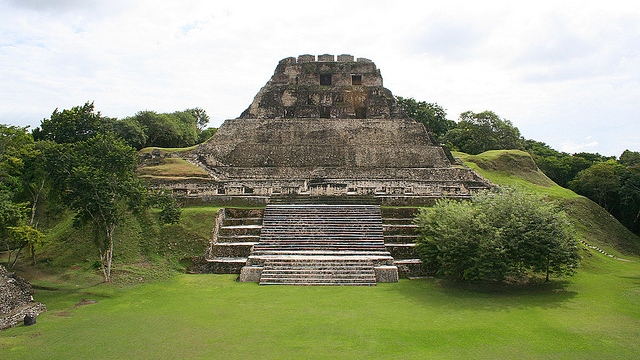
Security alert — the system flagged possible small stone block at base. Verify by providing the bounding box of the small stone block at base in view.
[238,266,262,282]
[374,266,399,283]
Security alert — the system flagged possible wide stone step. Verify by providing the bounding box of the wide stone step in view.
[260,234,384,239]
[225,208,264,218]
[251,250,392,256]
[224,218,263,226]
[382,218,416,225]
[383,234,418,243]
[385,243,418,259]
[219,225,262,236]
[259,257,377,285]
[383,224,418,235]
[217,235,261,243]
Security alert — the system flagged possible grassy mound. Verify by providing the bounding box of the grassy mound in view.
[456,150,640,256]
[137,157,208,178]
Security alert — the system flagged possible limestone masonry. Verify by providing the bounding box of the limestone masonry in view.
[147,54,492,203]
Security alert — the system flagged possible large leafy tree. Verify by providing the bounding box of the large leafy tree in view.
[619,150,640,168]
[0,125,44,267]
[445,110,523,154]
[112,117,148,150]
[396,96,455,142]
[46,133,146,282]
[33,101,113,144]
[415,189,579,283]
[569,159,640,234]
[188,107,210,131]
[568,160,624,213]
[132,109,201,148]
[523,139,594,188]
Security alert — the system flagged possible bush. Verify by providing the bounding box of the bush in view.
[415,189,579,282]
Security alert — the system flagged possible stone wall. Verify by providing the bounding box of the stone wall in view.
[0,265,47,331]
[193,118,450,169]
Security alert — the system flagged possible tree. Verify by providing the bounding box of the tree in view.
[0,125,50,266]
[198,127,217,143]
[523,140,593,188]
[188,107,210,131]
[33,101,112,144]
[133,110,200,148]
[46,133,146,282]
[619,150,640,168]
[396,97,455,141]
[6,224,42,269]
[415,189,579,283]
[445,110,523,154]
[149,190,182,225]
[112,117,148,150]
[568,160,624,213]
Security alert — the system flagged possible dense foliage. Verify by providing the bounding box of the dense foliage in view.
[444,110,523,154]
[395,97,455,142]
[0,102,214,278]
[396,97,640,235]
[415,189,579,282]
[45,133,146,281]
[0,124,44,268]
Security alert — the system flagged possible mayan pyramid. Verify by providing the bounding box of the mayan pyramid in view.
[167,54,491,203]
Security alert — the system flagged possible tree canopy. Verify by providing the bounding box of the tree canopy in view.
[415,189,579,283]
[444,110,523,154]
[33,101,112,144]
[45,132,146,282]
[396,96,455,142]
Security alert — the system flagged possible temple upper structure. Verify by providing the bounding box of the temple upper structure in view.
[146,54,492,204]
[239,54,405,120]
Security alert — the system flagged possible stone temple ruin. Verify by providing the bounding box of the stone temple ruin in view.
[150,54,492,285]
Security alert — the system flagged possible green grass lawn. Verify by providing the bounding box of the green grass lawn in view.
[2,251,639,359]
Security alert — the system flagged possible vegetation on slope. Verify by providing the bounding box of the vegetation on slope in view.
[137,157,208,178]
[33,207,217,284]
[455,150,640,256]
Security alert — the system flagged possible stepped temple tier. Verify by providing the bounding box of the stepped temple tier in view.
[143,54,493,284]
[145,54,491,204]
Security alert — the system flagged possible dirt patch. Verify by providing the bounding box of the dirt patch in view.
[74,299,97,307]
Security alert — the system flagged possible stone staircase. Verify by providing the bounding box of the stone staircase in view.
[381,207,426,278]
[239,204,398,285]
[203,208,263,274]
[259,257,377,285]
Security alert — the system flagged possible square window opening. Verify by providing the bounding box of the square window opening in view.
[351,75,362,85]
[320,74,332,86]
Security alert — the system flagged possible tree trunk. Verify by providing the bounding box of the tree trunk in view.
[29,179,44,266]
[100,223,116,283]
[545,257,550,282]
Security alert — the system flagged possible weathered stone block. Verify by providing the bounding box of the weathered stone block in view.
[374,265,399,282]
[238,266,262,282]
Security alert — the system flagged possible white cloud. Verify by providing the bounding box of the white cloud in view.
[561,137,600,154]
[0,0,639,156]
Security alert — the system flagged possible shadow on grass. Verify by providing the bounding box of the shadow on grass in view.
[395,277,578,311]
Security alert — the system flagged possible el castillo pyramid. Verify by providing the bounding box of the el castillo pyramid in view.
[148,54,493,284]
[155,53,491,203]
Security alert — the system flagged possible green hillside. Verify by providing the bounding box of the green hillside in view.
[455,150,640,256]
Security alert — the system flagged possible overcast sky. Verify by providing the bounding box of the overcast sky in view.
[1,0,639,156]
